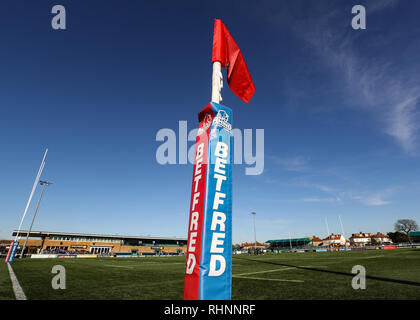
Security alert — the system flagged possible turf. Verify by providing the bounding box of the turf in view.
[2,249,420,300]
[0,262,15,300]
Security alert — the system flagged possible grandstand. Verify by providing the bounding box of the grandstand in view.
[266,237,312,249]
[1,230,187,256]
[409,231,420,243]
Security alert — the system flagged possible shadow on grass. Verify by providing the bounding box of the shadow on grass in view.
[232,256,420,287]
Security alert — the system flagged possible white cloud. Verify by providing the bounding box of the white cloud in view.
[298,179,398,207]
[270,155,310,171]
[361,195,391,206]
[348,187,398,206]
[274,0,420,154]
[300,197,341,203]
[385,96,419,154]
[369,0,399,13]
[309,183,335,193]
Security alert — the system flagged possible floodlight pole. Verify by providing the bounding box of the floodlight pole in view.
[325,216,330,237]
[289,232,292,250]
[251,212,257,253]
[20,181,52,258]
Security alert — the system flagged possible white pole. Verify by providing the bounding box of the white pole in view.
[14,149,48,242]
[288,232,292,250]
[211,62,223,104]
[251,212,257,253]
[325,217,330,248]
[20,183,47,258]
[325,217,330,237]
[339,215,347,248]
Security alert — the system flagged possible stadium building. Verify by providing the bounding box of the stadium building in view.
[409,231,420,243]
[266,237,312,249]
[237,242,269,253]
[266,235,349,249]
[0,230,187,256]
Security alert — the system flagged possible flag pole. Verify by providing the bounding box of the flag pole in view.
[185,18,254,300]
[211,61,222,103]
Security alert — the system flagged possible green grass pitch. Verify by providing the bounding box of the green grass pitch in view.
[1,249,420,300]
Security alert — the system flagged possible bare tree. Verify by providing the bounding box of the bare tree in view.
[394,219,419,243]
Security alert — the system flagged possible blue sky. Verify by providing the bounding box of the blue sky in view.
[1,0,419,243]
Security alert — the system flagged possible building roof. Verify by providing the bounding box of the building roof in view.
[240,242,267,247]
[371,232,390,238]
[266,238,311,244]
[12,230,187,242]
[323,234,343,241]
[409,231,420,237]
[350,232,371,239]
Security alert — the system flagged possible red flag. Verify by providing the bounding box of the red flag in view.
[212,19,255,103]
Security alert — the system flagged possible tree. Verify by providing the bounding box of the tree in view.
[387,232,409,243]
[394,219,419,243]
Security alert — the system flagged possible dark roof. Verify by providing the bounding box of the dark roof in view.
[409,231,420,237]
[266,238,311,244]
[12,230,186,242]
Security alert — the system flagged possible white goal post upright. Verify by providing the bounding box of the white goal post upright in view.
[14,148,48,242]
[339,215,348,249]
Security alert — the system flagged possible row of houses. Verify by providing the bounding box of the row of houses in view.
[311,232,392,247]
[265,232,393,249]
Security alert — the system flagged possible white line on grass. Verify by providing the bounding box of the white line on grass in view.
[359,255,384,259]
[103,262,184,268]
[232,267,304,283]
[234,267,296,277]
[145,262,184,265]
[299,265,328,268]
[7,263,27,300]
[233,275,304,283]
[103,265,135,269]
